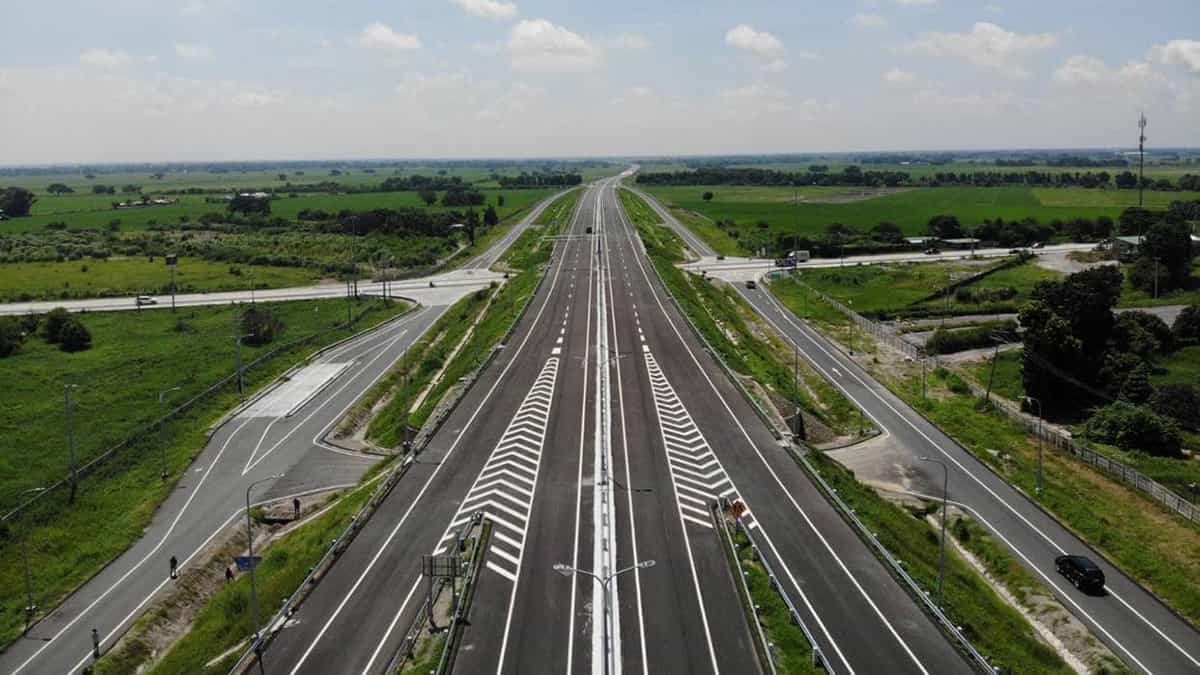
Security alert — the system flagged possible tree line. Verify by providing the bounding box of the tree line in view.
[635,166,1200,191]
[495,172,583,188]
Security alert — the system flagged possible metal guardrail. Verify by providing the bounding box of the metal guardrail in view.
[792,449,997,674]
[716,510,777,674]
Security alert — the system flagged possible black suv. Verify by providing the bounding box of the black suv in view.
[1056,554,1105,593]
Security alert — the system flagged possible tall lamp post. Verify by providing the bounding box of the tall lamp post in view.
[553,560,655,675]
[19,487,47,633]
[1025,396,1044,495]
[158,387,182,480]
[234,333,254,402]
[919,456,949,611]
[64,384,80,503]
[245,474,283,672]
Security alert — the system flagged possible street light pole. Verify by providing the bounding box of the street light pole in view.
[234,333,253,402]
[1025,396,1044,495]
[553,560,655,675]
[158,386,182,480]
[919,456,948,611]
[64,384,79,504]
[245,473,283,671]
[20,486,47,633]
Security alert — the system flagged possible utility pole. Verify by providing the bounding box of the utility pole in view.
[20,487,47,633]
[984,334,1004,404]
[246,474,282,675]
[158,386,182,480]
[1138,113,1148,208]
[919,457,948,611]
[64,384,79,503]
[1153,257,1160,299]
[234,333,253,402]
[1026,396,1044,495]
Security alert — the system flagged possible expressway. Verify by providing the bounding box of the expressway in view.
[265,178,968,674]
[636,187,1200,674]
[0,191,564,675]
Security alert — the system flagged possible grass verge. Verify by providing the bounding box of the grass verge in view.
[0,297,408,648]
[732,525,818,673]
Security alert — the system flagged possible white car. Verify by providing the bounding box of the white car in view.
[136,295,157,306]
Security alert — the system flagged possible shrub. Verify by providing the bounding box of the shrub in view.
[0,317,25,357]
[1150,384,1200,431]
[926,320,1018,354]
[241,306,283,345]
[58,317,92,352]
[1083,402,1182,457]
[1173,304,1200,345]
[43,307,72,343]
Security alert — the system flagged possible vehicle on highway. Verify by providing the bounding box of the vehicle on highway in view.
[1032,241,1044,249]
[923,247,940,255]
[1056,554,1106,593]
[586,226,593,234]
[745,279,757,289]
[136,295,157,306]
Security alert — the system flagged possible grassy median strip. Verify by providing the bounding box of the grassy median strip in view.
[730,526,818,674]
[0,297,407,648]
[887,367,1200,628]
[620,188,867,439]
[805,451,1070,674]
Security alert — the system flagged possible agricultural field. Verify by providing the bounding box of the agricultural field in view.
[642,184,1200,252]
[637,158,1199,180]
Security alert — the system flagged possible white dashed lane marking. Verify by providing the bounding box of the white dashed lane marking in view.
[435,357,560,583]
[644,350,756,530]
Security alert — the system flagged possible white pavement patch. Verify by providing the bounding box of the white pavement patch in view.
[644,350,756,531]
[435,357,560,587]
[242,362,352,418]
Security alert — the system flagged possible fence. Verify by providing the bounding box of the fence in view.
[1,297,399,529]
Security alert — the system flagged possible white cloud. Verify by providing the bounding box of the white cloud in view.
[476,82,546,120]
[852,13,887,29]
[608,32,651,51]
[1149,40,1200,74]
[174,43,214,61]
[902,22,1058,77]
[449,0,517,21]
[725,25,784,58]
[1053,55,1164,88]
[80,48,131,70]
[896,0,937,5]
[507,19,600,71]
[395,71,471,95]
[358,22,421,51]
[882,68,917,85]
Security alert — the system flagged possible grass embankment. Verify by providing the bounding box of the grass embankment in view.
[641,185,1200,252]
[362,189,579,448]
[619,188,866,440]
[806,451,1071,673]
[96,481,377,674]
[886,366,1200,628]
[0,297,409,647]
[0,257,319,302]
[731,527,817,673]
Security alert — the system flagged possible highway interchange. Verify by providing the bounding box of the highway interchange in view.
[4,175,1198,674]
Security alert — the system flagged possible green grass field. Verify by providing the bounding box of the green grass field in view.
[637,159,1198,180]
[642,185,1200,254]
[0,257,320,302]
[0,297,409,647]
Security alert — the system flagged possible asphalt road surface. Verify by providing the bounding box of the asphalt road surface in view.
[635,187,1200,674]
[265,178,968,674]
[0,191,565,675]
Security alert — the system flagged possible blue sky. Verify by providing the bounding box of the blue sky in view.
[1,0,1197,163]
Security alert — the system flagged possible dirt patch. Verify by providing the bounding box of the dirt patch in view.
[1035,251,1118,275]
[801,187,914,204]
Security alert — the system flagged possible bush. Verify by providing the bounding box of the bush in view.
[926,320,1018,355]
[0,317,25,357]
[1150,384,1200,431]
[1111,310,1174,356]
[1083,402,1182,457]
[1173,305,1200,345]
[59,318,92,352]
[42,307,72,343]
[241,306,283,345]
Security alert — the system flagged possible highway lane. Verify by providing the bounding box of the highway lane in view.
[0,306,441,675]
[642,183,1200,673]
[743,283,1200,675]
[610,184,970,674]
[263,183,596,674]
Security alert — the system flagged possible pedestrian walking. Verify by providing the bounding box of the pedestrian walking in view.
[225,566,234,583]
[91,627,100,659]
[293,497,301,520]
[169,555,178,580]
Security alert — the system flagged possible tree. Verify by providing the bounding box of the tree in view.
[121,184,141,193]
[869,221,905,244]
[241,306,283,346]
[228,195,271,216]
[277,173,287,181]
[1031,265,1122,359]
[46,183,74,195]
[92,184,114,195]
[1118,362,1154,404]
[1019,302,1084,411]
[464,208,479,245]
[418,189,438,207]
[1136,220,1193,291]
[0,317,25,358]
[483,204,499,228]
[58,318,92,353]
[1110,310,1173,357]
[927,214,964,239]
[1083,402,1181,457]
[1172,304,1200,344]
[497,194,505,207]
[1117,207,1156,236]
[1150,383,1200,430]
[0,187,36,217]
[43,307,73,343]
[702,191,714,202]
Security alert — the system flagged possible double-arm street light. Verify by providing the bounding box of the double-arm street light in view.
[19,487,47,633]
[553,560,655,675]
[245,473,283,670]
[919,456,949,612]
[157,386,182,480]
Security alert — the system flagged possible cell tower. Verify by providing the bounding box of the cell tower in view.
[1138,112,1147,208]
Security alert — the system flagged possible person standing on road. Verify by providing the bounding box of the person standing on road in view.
[225,566,234,583]
[169,555,178,580]
[293,497,301,520]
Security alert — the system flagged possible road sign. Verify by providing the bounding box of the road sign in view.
[235,555,262,571]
